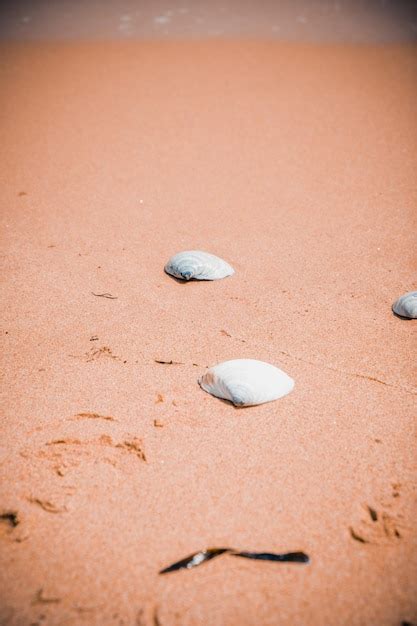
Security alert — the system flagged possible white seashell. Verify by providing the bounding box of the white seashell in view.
[392,290,417,319]
[199,359,294,407]
[164,250,234,281]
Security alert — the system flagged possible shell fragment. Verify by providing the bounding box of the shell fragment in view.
[199,359,294,406]
[392,291,417,319]
[165,250,234,281]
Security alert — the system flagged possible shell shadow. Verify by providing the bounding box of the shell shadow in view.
[164,271,210,284]
[392,309,414,321]
[164,269,226,284]
[198,380,263,410]
[165,274,191,285]
[165,274,214,284]
[207,396,254,410]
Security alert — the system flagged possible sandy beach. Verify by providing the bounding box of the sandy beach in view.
[1,36,416,626]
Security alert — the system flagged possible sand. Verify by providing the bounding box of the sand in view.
[0,39,416,626]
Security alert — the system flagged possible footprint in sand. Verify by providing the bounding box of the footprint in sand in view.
[349,487,406,545]
[70,346,121,363]
[24,433,147,477]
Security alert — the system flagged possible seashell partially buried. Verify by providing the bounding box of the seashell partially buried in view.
[392,290,417,319]
[164,251,234,281]
[199,359,294,407]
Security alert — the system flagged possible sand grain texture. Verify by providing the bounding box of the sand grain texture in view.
[0,40,416,626]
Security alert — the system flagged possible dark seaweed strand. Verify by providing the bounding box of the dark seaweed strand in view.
[231,551,310,563]
[91,292,118,299]
[159,548,231,574]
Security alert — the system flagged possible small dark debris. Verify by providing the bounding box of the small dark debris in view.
[73,412,115,421]
[154,359,183,365]
[0,511,19,528]
[360,374,388,386]
[46,438,81,445]
[392,482,401,498]
[18,191,27,196]
[28,498,67,514]
[32,589,61,605]
[90,335,99,341]
[367,506,378,522]
[349,527,369,544]
[91,292,118,299]
[154,419,164,428]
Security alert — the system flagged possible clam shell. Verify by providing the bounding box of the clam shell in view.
[199,359,294,406]
[392,291,417,319]
[164,250,234,281]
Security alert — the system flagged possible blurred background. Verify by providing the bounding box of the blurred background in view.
[1,0,417,42]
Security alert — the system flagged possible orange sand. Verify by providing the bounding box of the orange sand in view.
[0,40,416,626]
